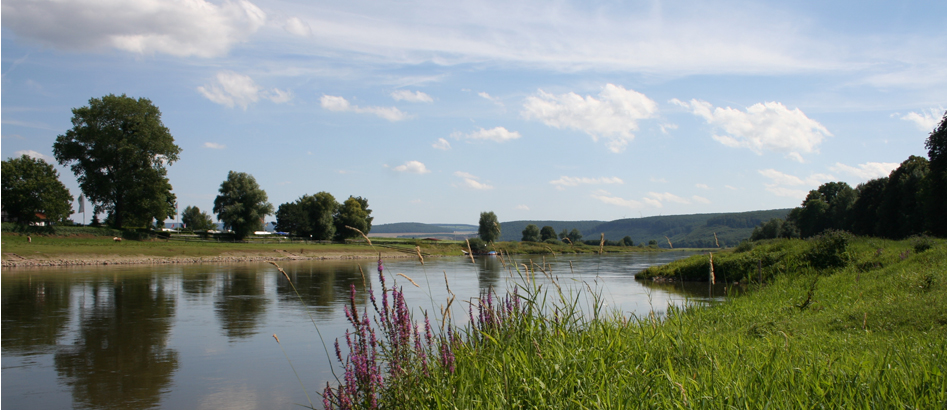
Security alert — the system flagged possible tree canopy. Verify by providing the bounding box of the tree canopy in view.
[335,196,373,240]
[53,94,180,228]
[2,155,74,227]
[521,224,540,242]
[181,205,216,231]
[213,171,273,240]
[536,226,555,241]
[478,211,500,243]
[925,111,947,236]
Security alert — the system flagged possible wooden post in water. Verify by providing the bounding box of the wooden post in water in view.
[709,252,716,298]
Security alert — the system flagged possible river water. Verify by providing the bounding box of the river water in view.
[2,252,724,409]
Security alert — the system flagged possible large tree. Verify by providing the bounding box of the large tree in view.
[925,111,947,236]
[334,196,373,240]
[540,226,557,241]
[180,206,215,231]
[53,94,181,228]
[2,155,74,227]
[521,224,540,242]
[478,211,501,243]
[213,171,273,240]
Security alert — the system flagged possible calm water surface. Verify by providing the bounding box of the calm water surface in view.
[2,252,726,409]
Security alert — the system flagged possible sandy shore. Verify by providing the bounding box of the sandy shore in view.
[1,250,418,269]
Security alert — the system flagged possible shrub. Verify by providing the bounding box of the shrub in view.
[806,230,852,269]
[910,235,935,253]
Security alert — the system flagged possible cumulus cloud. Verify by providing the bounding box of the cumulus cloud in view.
[522,84,657,153]
[549,176,623,189]
[2,0,265,58]
[758,169,834,198]
[591,192,645,209]
[515,204,530,211]
[14,149,54,162]
[898,108,945,131]
[454,171,493,190]
[648,192,690,205]
[692,195,711,204]
[452,127,521,142]
[432,138,451,150]
[203,142,226,149]
[695,183,710,190]
[282,17,312,37]
[198,71,292,109]
[321,95,408,121]
[830,162,899,180]
[391,90,433,103]
[673,99,830,162]
[393,160,430,174]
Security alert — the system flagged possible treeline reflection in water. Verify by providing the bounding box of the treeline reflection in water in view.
[2,253,704,409]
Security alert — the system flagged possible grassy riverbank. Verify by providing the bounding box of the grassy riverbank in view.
[320,236,946,408]
[1,226,665,267]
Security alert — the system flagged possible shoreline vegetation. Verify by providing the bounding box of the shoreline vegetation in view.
[0,225,674,269]
[307,233,945,409]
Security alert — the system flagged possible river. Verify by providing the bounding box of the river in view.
[2,252,725,409]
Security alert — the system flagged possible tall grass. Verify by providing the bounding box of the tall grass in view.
[314,237,946,409]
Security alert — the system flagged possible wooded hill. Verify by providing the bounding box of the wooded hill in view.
[374,209,791,248]
[497,209,790,247]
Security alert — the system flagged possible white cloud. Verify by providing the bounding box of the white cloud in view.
[203,142,226,149]
[695,183,710,190]
[674,99,830,162]
[522,84,657,153]
[758,169,834,198]
[283,17,312,37]
[591,192,645,209]
[550,176,623,189]
[393,160,430,174]
[454,171,493,190]
[898,108,944,131]
[453,127,521,142]
[692,195,711,204]
[2,0,265,58]
[478,92,504,106]
[321,95,408,121]
[391,90,433,103]
[432,138,451,150]
[198,71,291,109]
[830,162,899,180]
[14,150,54,162]
[648,192,690,204]
[515,204,530,211]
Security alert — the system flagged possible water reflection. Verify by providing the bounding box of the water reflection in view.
[215,267,268,340]
[638,279,744,302]
[275,262,368,318]
[53,275,178,410]
[474,257,504,292]
[1,274,72,354]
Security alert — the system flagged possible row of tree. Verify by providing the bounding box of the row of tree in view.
[752,111,947,240]
[519,224,585,244]
[275,193,373,241]
[2,94,374,241]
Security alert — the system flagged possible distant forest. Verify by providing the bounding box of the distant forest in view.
[498,210,791,248]
[374,210,791,248]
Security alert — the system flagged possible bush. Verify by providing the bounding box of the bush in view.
[466,237,487,253]
[806,230,852,269]
[734,240,754,253]
[910,235,935,253]
[544,238,562,245]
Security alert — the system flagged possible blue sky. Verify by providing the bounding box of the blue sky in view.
[2,0,945,225]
